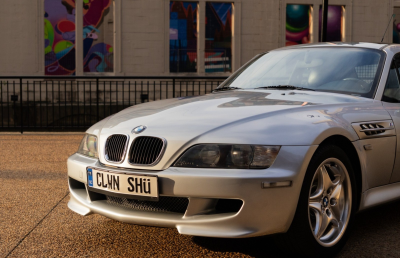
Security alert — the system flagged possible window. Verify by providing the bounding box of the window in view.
[205,2,233,73]
[382,60,400,103]
[45,0,76,75]
[393,8,400,43]
[83,0,114,73]
[319,5,344,42]
[286,4,312,46]
[170,1,198,73]
[44,0,115,75]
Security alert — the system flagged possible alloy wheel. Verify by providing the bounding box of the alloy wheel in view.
[308,158,352,247]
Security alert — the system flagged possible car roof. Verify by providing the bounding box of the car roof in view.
[273,42,392,51]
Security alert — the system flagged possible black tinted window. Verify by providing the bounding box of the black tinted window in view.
[382,62,400,103]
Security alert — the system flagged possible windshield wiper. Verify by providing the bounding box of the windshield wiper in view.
[213,86,242,92]
[256,85,315,91]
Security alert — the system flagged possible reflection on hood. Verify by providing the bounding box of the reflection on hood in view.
[105,89,371,127]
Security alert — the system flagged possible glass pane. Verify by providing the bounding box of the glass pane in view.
[393,8,400,43]
[319,6,344,42]
[223,48,384,99]
[170,2,198,73]
[83,0,114,73]
[205,2,232,73]
[383,63,400,103]
[45,0,76,75]
[286,5,311,46]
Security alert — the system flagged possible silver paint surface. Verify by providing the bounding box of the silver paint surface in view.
[68,43,400,238]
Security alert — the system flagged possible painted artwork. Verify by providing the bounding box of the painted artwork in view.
[170,2,197,73]
[393,8,400,43]
[286,4,311,46]
[319,6,343,42]
[205,2,232,73]
[83,0,114,73]
[45,0,76,75]
[44,0,114,75]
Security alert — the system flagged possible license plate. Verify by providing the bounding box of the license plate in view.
[87,168,158,200]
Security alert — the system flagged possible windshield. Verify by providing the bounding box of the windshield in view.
[221,47,385,98]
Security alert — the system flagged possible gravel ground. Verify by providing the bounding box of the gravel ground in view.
[2,134,400,257]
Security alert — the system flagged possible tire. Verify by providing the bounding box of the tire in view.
[275,144,358,257]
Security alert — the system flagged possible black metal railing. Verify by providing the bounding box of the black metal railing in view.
[0,76,227,133]
[169,49,231,73]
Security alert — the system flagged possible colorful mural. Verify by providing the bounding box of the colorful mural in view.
[286,4,311,46]
[45,0,76,75]
[393,8,400,43]
[170,2,197,73]
[83,0,114,73]
[319,6,343,42]
[45,0,113,75]
[205,2,232,73]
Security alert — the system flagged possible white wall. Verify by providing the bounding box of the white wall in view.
[0,0,396,76]
[0,0,41,75]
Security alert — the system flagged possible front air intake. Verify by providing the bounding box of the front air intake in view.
[105,134,129,163]
[129,136,165,165]
[106,195,188,214]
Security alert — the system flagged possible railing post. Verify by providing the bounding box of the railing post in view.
[173,78,176,98]
[177,50,180,73]
[19,78,23,134]
[224,50,227,72]
[96,78,99,121]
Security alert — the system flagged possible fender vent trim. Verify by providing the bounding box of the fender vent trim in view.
[352,120,395,139]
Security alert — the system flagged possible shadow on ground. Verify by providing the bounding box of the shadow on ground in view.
[191,200,400,257]
[193,235,282,258]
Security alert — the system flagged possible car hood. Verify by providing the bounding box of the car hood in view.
[99,90,381,135]
[90,90,390,169]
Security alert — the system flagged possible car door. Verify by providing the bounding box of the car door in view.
[382,55,400,183]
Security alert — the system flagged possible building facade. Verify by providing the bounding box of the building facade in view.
[1,0,400,77]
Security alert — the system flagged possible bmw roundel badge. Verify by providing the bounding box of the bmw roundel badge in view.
[132,125,147,134]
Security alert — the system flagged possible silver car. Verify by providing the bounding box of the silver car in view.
[68,42,400,256]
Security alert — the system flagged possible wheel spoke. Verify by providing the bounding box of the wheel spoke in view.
[311,208,323,237]
[316,212,331,239]
[310,188,323,201]
[309,200,322,214]
[320,224,340,242]
[321,209,340,241]
[330,184,342,202]
[328,165,344,184]
[329,207,340,227]
[331,185,345,223]
[320,165,334,192]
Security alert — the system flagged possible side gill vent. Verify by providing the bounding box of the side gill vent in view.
[360,123,386,136]
[352,120,394,139]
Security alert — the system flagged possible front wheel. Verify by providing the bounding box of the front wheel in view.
[276,145,357,257]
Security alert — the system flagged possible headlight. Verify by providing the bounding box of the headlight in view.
[173,144,280,169]
[77,134,98,158]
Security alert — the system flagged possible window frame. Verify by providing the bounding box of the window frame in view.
[41,0,121,76]
[280,0,352,47]
[164,0,241,76]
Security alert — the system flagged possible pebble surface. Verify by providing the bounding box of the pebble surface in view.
[1,134,400,257]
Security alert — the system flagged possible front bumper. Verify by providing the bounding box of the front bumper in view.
[67,145,317,238]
